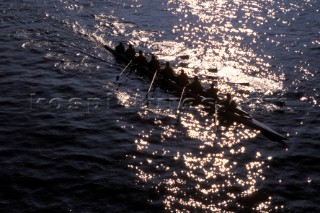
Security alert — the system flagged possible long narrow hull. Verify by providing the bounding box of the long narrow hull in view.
[220,110,287,142]
[104,44,287,143]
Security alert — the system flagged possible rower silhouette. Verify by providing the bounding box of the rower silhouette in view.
[148,55,160,74]
[161,62,176,81]
[206,83,218,100]
[134,50,148,66]
[125,44,136,59]
[187,76,205,95]
[176,69,189,87]
[115,42,125,54]
[204,83,218,115]
[134,50,148,74]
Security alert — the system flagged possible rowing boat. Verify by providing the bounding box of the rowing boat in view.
[104,44,288,143]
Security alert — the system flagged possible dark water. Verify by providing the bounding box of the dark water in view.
[0,0,319,212]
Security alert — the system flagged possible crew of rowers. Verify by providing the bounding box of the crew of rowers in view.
[115,42,237,111]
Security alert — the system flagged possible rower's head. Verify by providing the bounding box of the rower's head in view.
[151,55,156,60]
[139,50,143,55]
[180,69,184,74]
[230,100,237,108]
[194,76,199,80]
[226,93,231,99]
[165,62,170,67]
[129,44,133,48]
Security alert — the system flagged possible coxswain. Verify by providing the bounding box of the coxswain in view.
[219,94,251,117]
[115,42,125,54]
[206,83,218,100]
[219,93,237,112]
[148,54,160,74]
[187,76,205,95]
[176,69,189,87]
[161,62,176,81]
[125,44,136,59]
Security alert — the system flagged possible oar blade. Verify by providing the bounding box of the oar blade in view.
[227,82,250,86]
[208,68,218,73]
[237,82,250,86]
[207,76,219,80]
[179,55,190,60]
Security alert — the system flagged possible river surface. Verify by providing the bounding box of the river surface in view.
[0,0,319,212]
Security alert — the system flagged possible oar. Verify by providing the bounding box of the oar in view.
[227,82,250,86]
[145,69,158,100]
[69,43,121,67]
[179,55,189,60]
[208,68,218,73]
[176,86,186,115]
[116,60,133,81]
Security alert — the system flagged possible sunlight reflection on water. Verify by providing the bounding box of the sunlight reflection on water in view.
[129,106,270,211]
[93,0,316,211]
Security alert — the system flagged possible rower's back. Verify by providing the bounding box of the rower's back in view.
[115,42,125,54]
[148,55,160,73]
[187,76,205,95]
[134,50,148,66]
[176,69,189,87]
[206,84,218,100]
[161,62,176,80]
[125,44,136,59]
